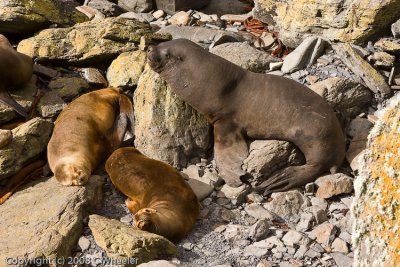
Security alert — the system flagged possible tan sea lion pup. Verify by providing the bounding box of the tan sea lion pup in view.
[0,34,33,117]
[147,39,346,196]
[48,88,134,186]
[105,147,200,242]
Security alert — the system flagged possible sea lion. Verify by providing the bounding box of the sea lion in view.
[0,34,33,117]
[147,39,346,196]
[105,147,200,242]
[48,88,134,186]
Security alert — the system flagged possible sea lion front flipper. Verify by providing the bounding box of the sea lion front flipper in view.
[214,120,249,187]
[0,90,28,118]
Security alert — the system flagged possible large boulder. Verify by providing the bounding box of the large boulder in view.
[352,94,400,266]
[0,118,53,179]
[118,0,153,13]
[0,0,87,35]
[254,0,400,47]
[17,17,170,65]
[0,176,104,263]
[133,64,212,169]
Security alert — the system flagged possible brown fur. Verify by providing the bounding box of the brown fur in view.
[47,88,134,186]
[0,34,33,117]
[105,147,200,242]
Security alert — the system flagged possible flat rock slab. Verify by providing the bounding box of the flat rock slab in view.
[89,214,177,265]
[0,176,104,264]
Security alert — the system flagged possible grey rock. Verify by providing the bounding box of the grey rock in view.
[186,178,213,201]
[315,174,354,199]
[331,252,353,267]
[368,51,396,69]
[331,238,349,254]
[118,0,152,12]
[304,248,321,258]
[36,90,66,118]
[282,230,311,247]
[296,212,314,232]
[78,236,91,252]
[120,214,133,224]
[88,0,124,16]
[246,192,264,204]
[48,77,90,101]
[119,12,155,23]
[245,203,277,221]
[310,197,328,210]
[182,242,194,251]
[33,64,59,78]
[0,176,103,263]
[347,117,374,138]
[0,118,53,179]
[217,184,251,204]
[282,37,327,74]
[80,68,108,87]
[392,19,400,38]
[294,245,308,258]
[155,0,210,14]
[137,260,178,267]
[303,206,328,224]
[211,42,280,73]
[200,0,246,16]
[249,219,271,241]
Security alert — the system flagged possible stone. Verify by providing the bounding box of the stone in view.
[221,13,252,22]
[118,0,153,13]
[137,260,178,267]
[36,90,66,118]
[78,236,91,252]
[80,68,108,87]
[17,17,170,65]
[0,118,53,179]
[346,132,369,171]
[353,94,400,266]
[119,12,155,23]
[333,43,391,97]
[245,203,277,221]
[331,238,349,254]
[155,0,210,14]
[347,117,374,138]
[242,140,303,185]
[331,253,353,267]
[369,51,396,69]
[133,65,211,169]
[304,248,321,258]
[186,178,213,201]
[303,206,328,224]
[33,64,59,78]
[257,259,272,267]
[281,37,327,74]
[392,19,400,38]
[245,236,284,256]
[309,77,372,118]
[282,230,311,247]
[246,192,264,204]
[182,242,194,250]
[157,25,244,46]
[263,190,310,222]
[48,77,90,101]
[248,219,271,241]
[253,0,400,47]
[220,208,240,222]
[296,212,314,232]
[120,214,133,224]
[200,0,246,16]
[0,176,103,263]
[89,214,177,264]
[168,11,190,26]
[0,0,87,35]
[294,245,308,258]
[87,0,124,16]
[217,184,251,204]
[0,130,12,149]
[153,10,165,19]
[210,42,280,73]
[374,39,400,55]
[315,174,354,199]
[107,50,147,89]
[311,223,338,249]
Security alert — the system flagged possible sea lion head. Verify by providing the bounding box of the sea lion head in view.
[134,208,159,233]
[54,163,90,186]
[0,34,12,47]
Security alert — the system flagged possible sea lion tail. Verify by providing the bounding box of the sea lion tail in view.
[0,90,28,118]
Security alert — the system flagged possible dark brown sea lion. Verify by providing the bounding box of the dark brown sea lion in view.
[147,39,346,196]
[105,147,200,242]
[0,34,33,117]
[48,88,134,186]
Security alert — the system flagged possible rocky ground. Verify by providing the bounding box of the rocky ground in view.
[0,0,399,266]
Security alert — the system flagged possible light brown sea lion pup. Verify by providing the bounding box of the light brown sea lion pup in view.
[105,147,200,242]
[48,88,134,186]
[0,34,33,117]
[147,39,346,196]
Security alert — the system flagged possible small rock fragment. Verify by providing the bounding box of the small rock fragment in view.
[315,174,354,199]
[248,219,270,241]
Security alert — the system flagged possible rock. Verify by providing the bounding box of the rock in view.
[269,62,283,71]
[281,37,326,74]
[0,130,12,148]
[118,0,153,12]
[309,77,372,118]
[217,184,251,204]
[120,12,155,23]
[17,17,170,65]
[200,0,246,16]
[331,253,353,267]
[315,174,354,199]
[133,64,211,169]
[353,94,400,266]
[137,260,178,267]
[248,219,271,241]
[392,19,400,38]
[369,51,396,69]
[303,206,328,224]
[242,140,303,185]
[88,0,124,16]
[89,214,177,264]
[157,25,244,46]
[331,238,349,254]
[168,11,190,26]
[296,212,314,232]
[36,90,66,118]
[155,0,210,14]
[374,39,400,55]
[0,76,36,124]
[245,203,277,221]
[0,176,103,263]
[153,10,165,19]
[48,77,90,101]
[78,236,91,252]
[244,236,284,257]
[263,190,310,222]
[253,0,400,47]
[347,117,374,138]
[346,132,369,171]
[282,230,311,247]
[0,0,87,35]
[107,50,147,89]
[80,68,108,87]
[257,259,272,267]
[210,42,280,73]
[0,118,53,179]
[120,214,133,224]
[221,13,252,22]
[333,43,391,97]
[311,223,338,250]
[182,242,194,250]
[247,192,264,204]
[33,64,59,78]
[186,178,213,201]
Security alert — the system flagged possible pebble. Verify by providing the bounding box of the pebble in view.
[182,242,194,251]
[120,214,132,224]
[78,236,90,252]
[153,10,165,19]
[248,218,271,241]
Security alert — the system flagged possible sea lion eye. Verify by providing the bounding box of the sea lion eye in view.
[165,53,170,59]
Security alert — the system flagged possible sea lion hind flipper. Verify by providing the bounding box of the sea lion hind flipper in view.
[106,113,129,151]
[119,94,135,135]
[214,122,249,188]
[0,90,28,118]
